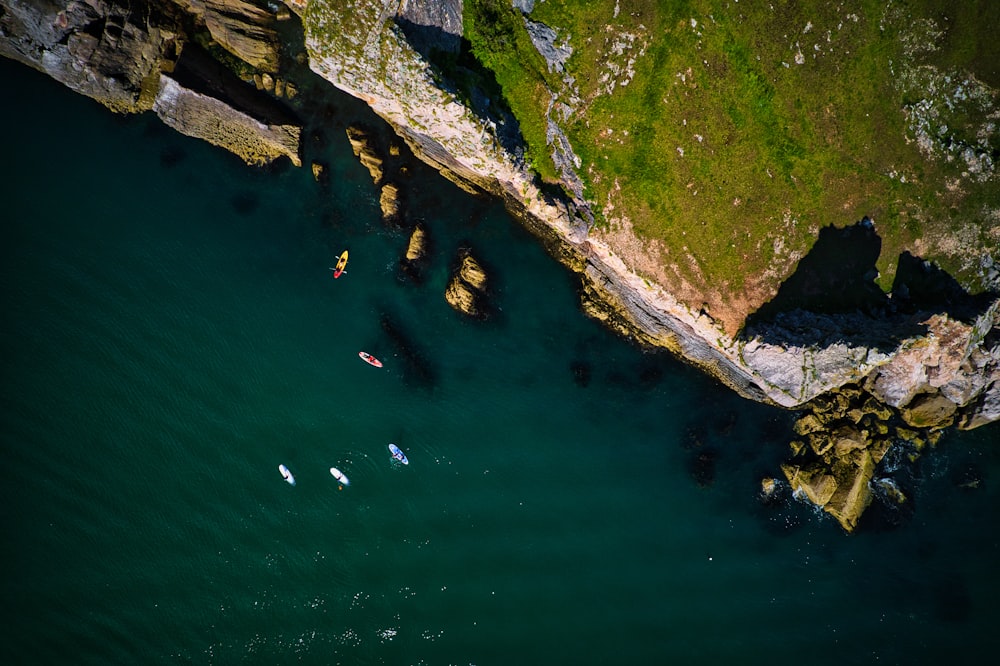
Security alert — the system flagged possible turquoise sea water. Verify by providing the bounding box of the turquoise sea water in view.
[2,59,998,665]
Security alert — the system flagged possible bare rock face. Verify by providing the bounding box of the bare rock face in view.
[0,0,302,167]
[345,125,385,184]
[959,381,1000,429]
[154,75,301,166]
[379,182,401,222]
[901,392,959,428]
[445,250,489,318]
[173,0,281,72]
[405,225,428,262]
[0,0,180,113]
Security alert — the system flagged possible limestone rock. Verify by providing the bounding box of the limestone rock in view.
[445,250,489,318]
[901,392,958,429]
[832,425,867,457]
[154,72,301,166]
[346,126,384,184]
[793,413,823,436]
[379,183,401,222]
[782,463,838,507]
[959,380,1000,429]
[445,278,481,318]
[311,161,328,183]
[824,451,875,532]
[405,225,428,262]
[175,0,281,72]
[760,477,778,498]
[459,254,488,292]
[0,0,178,114]
[875,478,907,505]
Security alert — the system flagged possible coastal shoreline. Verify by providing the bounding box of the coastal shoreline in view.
[3,0,996,531]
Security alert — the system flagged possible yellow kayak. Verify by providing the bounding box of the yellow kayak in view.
[332,250,348,278]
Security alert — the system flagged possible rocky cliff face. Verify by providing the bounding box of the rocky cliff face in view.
[0,0,301,165]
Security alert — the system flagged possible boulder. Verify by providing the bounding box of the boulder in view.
[445,278,481,317]
[901,392,958,428]
[823,451,875,532]
[793,413,824,436]
[782,462,838,507]
[875,478,907,505]
[459,253,488,291]
[760,477,778,498]
[832,425,867,457]
[405,225,428,262]
[958,380,1000,430]
[176,0,281,72]
[379,183,401,221]
[311,161,328,183]
[445,249,489,318]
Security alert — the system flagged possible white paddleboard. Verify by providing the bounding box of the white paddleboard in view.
[388,443,409,465]
[279,464,295,485]
[330,467,350,486]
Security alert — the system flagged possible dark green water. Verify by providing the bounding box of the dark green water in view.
[2,59,998,665]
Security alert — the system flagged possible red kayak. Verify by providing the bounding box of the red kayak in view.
[359,351,383,368]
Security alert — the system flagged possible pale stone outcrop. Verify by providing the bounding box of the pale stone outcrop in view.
[173,0,281,72]
[445,250,489,318]
[154,74,301,166]
[405,225,428,262]
[379,183,401,221]
[346,125,385,184]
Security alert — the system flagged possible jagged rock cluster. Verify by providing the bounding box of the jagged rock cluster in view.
[445,250,490,319]
[773,381,960,532]
[342,122,490,316]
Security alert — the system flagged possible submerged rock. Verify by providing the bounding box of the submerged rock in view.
[445,249,490,318]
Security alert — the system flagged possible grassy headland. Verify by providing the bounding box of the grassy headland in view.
[464,0,999,331]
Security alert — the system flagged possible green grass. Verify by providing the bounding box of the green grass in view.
[462,0,562,181]
[513,0,999,316]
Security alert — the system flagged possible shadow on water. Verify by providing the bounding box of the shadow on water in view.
[742,219,996,350]
[229,192,259,216]
[379,311,438,390]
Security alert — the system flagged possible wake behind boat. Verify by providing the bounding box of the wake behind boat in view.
[279,464,295,485]
[330,250,348,278]
[388,443,408,465]
[359,351,383,368]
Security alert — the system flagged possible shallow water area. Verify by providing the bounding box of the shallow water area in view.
[1,59,998,665]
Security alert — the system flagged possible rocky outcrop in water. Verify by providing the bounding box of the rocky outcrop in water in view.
[345,125,385,184]
[445,249,489,318]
